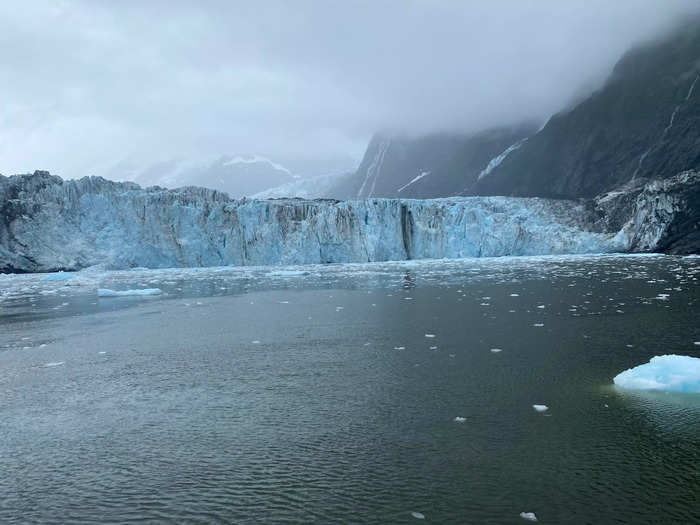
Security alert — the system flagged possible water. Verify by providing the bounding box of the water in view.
[1,255,699,524]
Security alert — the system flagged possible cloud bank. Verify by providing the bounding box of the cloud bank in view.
[0,0,696,179]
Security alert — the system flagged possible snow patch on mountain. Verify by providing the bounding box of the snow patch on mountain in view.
[398,171,431,193]
[477,138,528,180]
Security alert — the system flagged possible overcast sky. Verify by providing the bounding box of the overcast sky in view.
[0,0,696,179]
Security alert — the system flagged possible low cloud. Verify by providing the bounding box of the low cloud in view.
[0,0,696,179]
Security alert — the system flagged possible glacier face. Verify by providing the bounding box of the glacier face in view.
[0,172,633,273]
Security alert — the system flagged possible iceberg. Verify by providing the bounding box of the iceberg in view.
[613,355,700,393]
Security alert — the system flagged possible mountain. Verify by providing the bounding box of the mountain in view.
[2,170,698,273]
[474,19,700,198]
[124,155,299,198]
[252,171,354,199]
[328,124,537,199]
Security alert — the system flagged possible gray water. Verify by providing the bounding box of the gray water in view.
[1,255,699,524]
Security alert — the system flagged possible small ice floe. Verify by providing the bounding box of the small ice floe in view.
[98,351,106,354]
[429,346,438,350]
[335,306,344,311]
[694,342,700,346]
[533,323,544,327]
[394,346,406,350]
[98,288,162,297]
[44,362,64,367]
[613,355,700,393]
[411,512,425,520]
[656,293,670,301]
[454,416,466,423]
[425,334,436,338]
[510,293,520,297]
[448,354,455,358]
[520,511,537,521]
[364,342,371,346]
[537,305,545,309]
[39,344,47,348]
[251,340,261,344]
[278,301,290,304]
[532,404,548,412]
[490,348,502,353]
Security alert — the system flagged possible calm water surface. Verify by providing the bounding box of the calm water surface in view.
[1,255,699,524]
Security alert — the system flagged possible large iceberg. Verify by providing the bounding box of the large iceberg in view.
[3,170,694,272]
[614,355,700,393]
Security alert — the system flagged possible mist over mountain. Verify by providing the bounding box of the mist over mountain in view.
[1,0,698,190]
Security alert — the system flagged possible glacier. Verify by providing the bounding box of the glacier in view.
[0,170,695,273]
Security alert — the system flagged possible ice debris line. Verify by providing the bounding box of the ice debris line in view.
[613,355,700,393]
[98,288,162,297]
[1,173,634,272]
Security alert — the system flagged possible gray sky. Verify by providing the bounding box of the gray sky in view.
[0,0,696,179]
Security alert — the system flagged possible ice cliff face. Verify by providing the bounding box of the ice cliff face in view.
[0,171,638,273]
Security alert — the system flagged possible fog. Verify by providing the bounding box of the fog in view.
[0,0,696,185]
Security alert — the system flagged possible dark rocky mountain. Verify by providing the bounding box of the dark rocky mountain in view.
[332,19,700,204]
[328,124,536,199]
[475,18,700,198]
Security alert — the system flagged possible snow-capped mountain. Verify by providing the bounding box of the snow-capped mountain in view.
[252,172,353,199]
[124,154,299,198]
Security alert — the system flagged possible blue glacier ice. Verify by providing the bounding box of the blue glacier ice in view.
[614,355,700,393]
[1,173,639,272]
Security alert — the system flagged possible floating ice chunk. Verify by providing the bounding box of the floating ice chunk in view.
[490,348,502,353]
[537,305,545,309]
[454,416,466,422]
[411,512,425,520]
[533,323,544,327]
[613,355,700,393]
[510,293,520,297]
[98,288,162,297]
[98,351,106,354]
[41,272,76,282]
[394,346,406,350]
[532,404,548,412]
[252,340,261,344]
[429,346,438,350]
[425,334,436,338]
[45,362,64,367]
[694,342,700,346]
[656,294,670,300]
[520,511,538,521]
